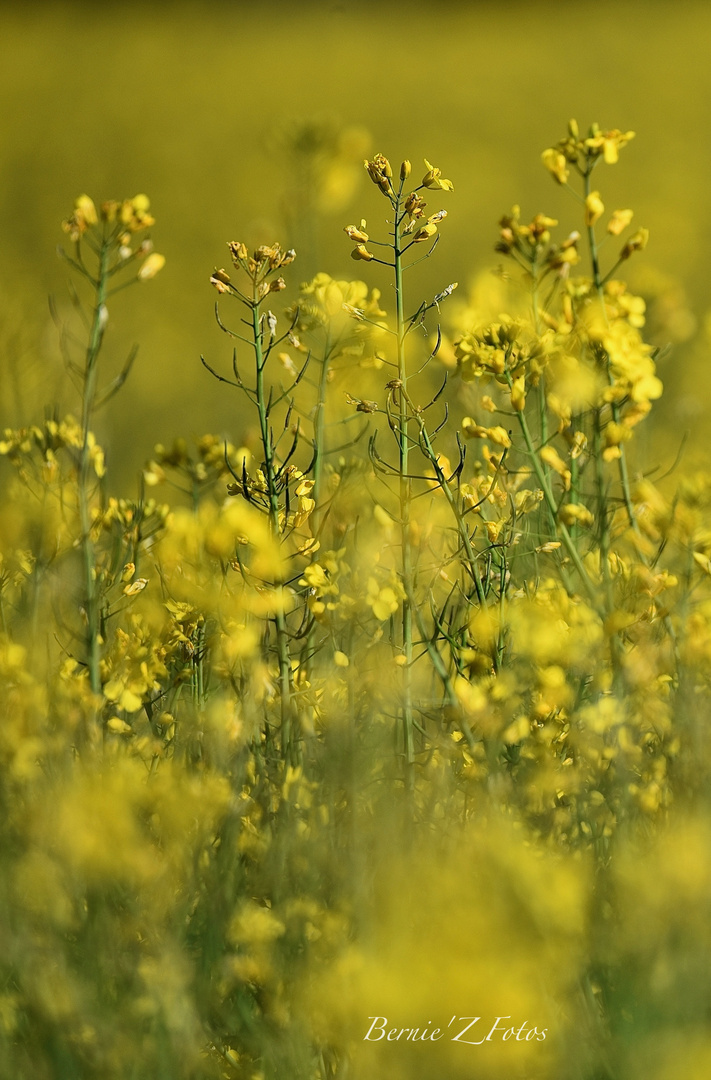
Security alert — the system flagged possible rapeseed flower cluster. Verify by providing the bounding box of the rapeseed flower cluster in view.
[0,126,709,1080]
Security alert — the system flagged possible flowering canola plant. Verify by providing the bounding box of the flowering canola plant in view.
[0,124,710,1080]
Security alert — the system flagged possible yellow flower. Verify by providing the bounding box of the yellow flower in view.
[344,224,369,243]
[584,127,635,164]
[607,209,634,236]
[75,194,97,226]
[585,191,605,228]
[413,222,438,243]
[351,244,374,262]
[461,418,511,448]
[541,148,569,185]
[137,253,166,281]
[421,159,454,191]
[621,228,649,259]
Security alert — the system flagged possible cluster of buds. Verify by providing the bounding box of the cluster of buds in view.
[497,206,580,276]
[61,194,164,280]
[364,153,395,197]
[62,193,157,240]
[542,120,636,184]
[363,155,454,198]
[347,155,453,259]
[210,242,296,301]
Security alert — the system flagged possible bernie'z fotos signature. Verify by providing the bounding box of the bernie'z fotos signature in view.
[364,1016,548,1045]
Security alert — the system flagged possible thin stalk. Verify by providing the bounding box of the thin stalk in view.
[393,190,415,775]
[508,374,598,605]
[78,236,109,700]
[404,391,487,610]
[252,299,297,765]
[583,164,638,533]
[311,330,331,519]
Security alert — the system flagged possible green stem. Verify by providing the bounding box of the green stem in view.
[509,375,598,604]
[252,300,297,765]
[79,237,109,701]
[312,331,331,521]
[394,195,415,775]
[584,164,638,534]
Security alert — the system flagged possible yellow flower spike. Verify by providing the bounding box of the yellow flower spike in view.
[542,148,569,185]
[137,253,165,281]
[422,159,454,191]
[585,191,605,228]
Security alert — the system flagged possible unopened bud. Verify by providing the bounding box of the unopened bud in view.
[137,253,165,281]
[620,227,649,260]
[400,159,411,180]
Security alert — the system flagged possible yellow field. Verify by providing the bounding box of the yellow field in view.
[1,4,711,1079]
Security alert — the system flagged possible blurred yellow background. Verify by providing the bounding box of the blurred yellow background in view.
[1,0,710,488]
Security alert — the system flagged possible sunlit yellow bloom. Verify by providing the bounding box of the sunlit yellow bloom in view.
[621,227,649,259]
[421,159,454,191]
[541,148,569,184]
[585,191,605,228]
[607,208,634,236]
[351,244,374,262]
[344,224,369,243]
[584,127,635,164]
[137,253,165,281]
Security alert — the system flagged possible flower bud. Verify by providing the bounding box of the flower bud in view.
[542,148,569,185]
[584,191,605,228]
[269,277,287,292]
[400,159,411,180]
[607,209,633,236]
[75,195,97,226]
[620,228,649,260]
[137,253,166,281]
